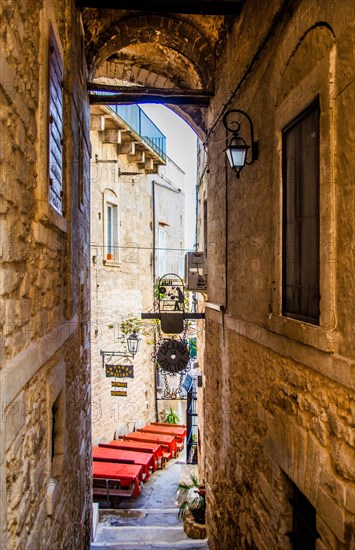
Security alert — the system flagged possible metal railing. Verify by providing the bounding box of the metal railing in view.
[110,104,166,160]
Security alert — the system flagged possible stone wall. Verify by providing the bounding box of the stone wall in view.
[90,106,158,443]
[203,0,355,548]
[0,1,92,548]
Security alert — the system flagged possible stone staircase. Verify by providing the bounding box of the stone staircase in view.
[91,451,209,550]
[91,508,209,549]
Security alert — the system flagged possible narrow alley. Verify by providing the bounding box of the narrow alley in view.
[92,453,209,550]
[1,1,354,549]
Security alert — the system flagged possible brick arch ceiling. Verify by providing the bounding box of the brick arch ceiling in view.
[85,13,217,89]
[83,11,224,136]
[96,43,204,90]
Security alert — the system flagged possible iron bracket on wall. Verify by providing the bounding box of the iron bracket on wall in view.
[100,350,135,369]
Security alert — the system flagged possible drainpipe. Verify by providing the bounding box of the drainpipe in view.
[225,132,229,315]
[152,180,159,422]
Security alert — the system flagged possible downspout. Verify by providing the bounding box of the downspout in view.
[152,180,159,421]
[225,132,229,316]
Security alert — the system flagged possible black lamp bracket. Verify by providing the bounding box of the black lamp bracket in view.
[222,109,259,165]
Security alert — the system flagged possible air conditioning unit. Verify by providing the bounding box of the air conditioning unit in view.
[185,252,206,291]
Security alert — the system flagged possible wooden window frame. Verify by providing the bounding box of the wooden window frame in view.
[48,24,64,215]
[103,191,120,264]
[282,99,320,325]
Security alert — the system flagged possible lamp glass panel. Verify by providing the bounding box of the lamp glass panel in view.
[127,333,140,354]
[230,146,247,168]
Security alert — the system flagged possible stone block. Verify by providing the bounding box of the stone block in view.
[331,440,355,481]
[317,488,345,542]
[345,485,355,514]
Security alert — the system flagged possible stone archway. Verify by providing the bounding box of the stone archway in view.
[81,10,227,138]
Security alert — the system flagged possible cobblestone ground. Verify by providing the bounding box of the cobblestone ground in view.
[91,454,209,549]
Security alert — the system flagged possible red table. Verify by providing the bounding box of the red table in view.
[122,432,177,458]
[103,440,163,470]
[151,422,186,429]
[140,424,187,442]
[94,446,155,480]
[92,461,143,497]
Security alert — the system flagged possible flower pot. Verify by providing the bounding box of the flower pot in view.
[106,253,113,260]
[191,507,205,525]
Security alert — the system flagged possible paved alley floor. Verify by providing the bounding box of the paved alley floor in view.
[91,456,209,550]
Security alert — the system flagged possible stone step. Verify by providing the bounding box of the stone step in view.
[99,507,181,527]
[91,525,209,549]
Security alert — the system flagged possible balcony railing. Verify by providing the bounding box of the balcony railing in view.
[110,104,166,161]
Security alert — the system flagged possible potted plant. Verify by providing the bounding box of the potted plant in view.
[177,473,206,525]
[165,406,180,424]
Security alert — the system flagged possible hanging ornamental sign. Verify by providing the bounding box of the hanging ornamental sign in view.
[111,390,127,397]
[157,339,190,374]
[112,381,127,388]
[141,272,205,399]
[105,364,134,378]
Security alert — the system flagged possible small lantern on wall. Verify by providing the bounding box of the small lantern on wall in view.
[127,330,141,356]
[223,109,259,178]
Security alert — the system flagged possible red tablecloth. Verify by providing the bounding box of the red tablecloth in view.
[94,446,154,479]
[92,461,143,497]
[122,432,177,457]
[104,440,163,469]
[151,422,186,429]
[140,424,187,441]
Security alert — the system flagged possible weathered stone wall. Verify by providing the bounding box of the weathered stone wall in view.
[90,106,185,443]
[90,109,157,443]
[1,1,91,548]
[203,0,355,548]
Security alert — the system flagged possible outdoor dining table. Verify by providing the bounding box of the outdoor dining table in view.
[140,424,187,442]
[122,432,177,458]
[102,440,163,470]
[94,446,155,480]
[92,460,143,497]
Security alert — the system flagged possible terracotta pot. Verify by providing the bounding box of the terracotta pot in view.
[106,253,113,260]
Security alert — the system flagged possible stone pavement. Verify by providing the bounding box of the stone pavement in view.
[91,456,209,549]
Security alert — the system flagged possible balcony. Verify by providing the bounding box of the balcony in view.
[110,104,166,161]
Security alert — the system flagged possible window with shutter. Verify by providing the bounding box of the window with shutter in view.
[48,26,63,214]
[282,99,320,325]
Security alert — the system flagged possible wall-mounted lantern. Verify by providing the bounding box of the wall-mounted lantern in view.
[126,330,141,356]
[223,109,259,178]
[100,330,141,369]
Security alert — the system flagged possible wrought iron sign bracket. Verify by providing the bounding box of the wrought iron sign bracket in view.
[100,350,135,369]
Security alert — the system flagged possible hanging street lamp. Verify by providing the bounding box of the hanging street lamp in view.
[223,109,259,178]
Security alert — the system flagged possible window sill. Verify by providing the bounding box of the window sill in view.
[37,200,67,233]
[103,259,120,267]
[267,314,338,353]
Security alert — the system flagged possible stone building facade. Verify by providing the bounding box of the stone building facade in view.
[90,103,185,443]
[1,0,354,548]
[200,2,355,549]
[1,1,92,549]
